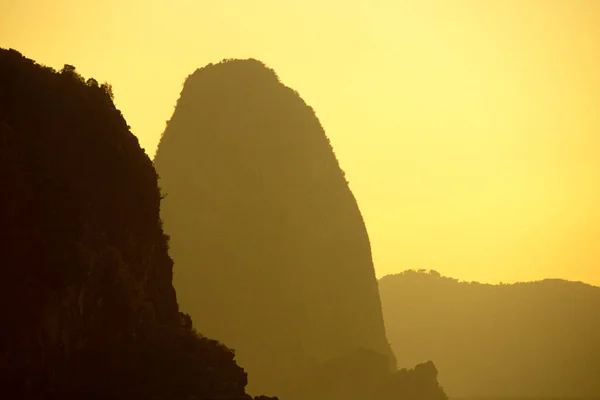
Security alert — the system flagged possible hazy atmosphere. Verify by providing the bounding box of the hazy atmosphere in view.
[4,0,599,286]
[2,1,599,399]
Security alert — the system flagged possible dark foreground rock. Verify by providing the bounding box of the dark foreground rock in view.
[0,48,273,400]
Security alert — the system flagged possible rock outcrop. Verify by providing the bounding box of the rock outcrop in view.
[0,48,274,400]
[379,269,600,399]
[293,349,447,400]
[154,58,398,398]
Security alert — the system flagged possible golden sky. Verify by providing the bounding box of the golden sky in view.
[3,0,599,286]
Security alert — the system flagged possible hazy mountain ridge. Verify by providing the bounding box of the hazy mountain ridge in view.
[0,48,275,400]
[380,269,600,399]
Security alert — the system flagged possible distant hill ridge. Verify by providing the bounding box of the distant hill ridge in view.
[379,269,600,399]
[382,269,599,287]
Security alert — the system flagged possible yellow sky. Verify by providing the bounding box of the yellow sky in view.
[3,0,599,286]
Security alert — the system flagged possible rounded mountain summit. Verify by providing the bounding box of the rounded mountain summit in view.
[154,58,395,396]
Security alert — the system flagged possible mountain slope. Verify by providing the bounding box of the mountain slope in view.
[154,58,395,396]
[379,269,600,398]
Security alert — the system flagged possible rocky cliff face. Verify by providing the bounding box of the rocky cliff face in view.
[0,48,272,400]
[380,269,600,399]
[154,58,395,396]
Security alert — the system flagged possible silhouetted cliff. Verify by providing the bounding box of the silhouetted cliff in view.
[379,269,600,399]
[0,48,275,400]
[154,58,447,400]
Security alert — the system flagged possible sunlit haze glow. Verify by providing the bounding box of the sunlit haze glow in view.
[3,0,599,285]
